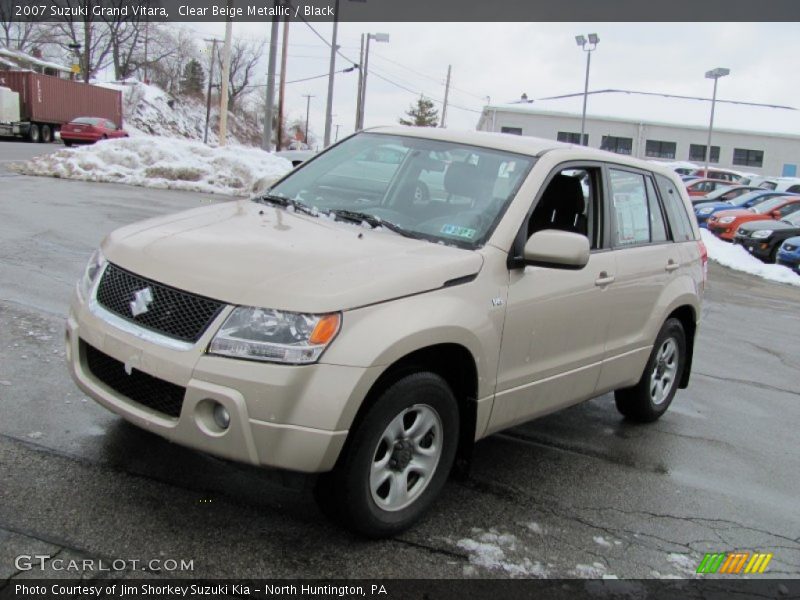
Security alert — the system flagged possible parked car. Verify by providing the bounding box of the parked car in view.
[776,236,800,274]
[685,178,730,197]
[756,177,800,193]
[682,175,701,182]
[707,195,800,240]
[691,168,742,183]
[60,117,128,146]
[67,128,704,537]
[694,190,794,227]
[691,185,761,206]
[733,209,800,263]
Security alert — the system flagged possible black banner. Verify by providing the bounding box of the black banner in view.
[1,579,799,600]
[3,0,800,22]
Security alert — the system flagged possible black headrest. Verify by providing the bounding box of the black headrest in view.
[444,162,483,198]
[542,174,585,214]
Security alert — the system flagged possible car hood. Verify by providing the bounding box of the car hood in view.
[710,209,750,219]
[102,200,484,313]
[737,219,798,234]
[695,201,729,211]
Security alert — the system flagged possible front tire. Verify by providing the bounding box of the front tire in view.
[315,372,459,538]
[615,318,686,423]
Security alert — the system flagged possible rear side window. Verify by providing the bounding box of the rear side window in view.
[609,169,650,246]
[656,174,696,241]
[645,177,668,242]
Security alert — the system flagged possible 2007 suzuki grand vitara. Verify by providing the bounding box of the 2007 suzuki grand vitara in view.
[67,127,705,537]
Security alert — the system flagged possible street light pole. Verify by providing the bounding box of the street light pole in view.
[302,94,315,145]
[323,0,340,148]
[575,33,599,147]
[357,32,389,130]
[704,67,730,174]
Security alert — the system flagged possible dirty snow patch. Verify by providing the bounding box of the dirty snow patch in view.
[12,136,292,197]
[667,552,697,575]
[573,562,607,578]
[701,229,800,287]
[456,528,548,578]
[593,536,613,548]
[526,522,544,535]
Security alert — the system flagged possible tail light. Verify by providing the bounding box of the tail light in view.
[698,240,708,290]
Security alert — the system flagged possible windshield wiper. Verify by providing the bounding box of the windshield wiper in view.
[256,193,319,217]
[330,209,422,239]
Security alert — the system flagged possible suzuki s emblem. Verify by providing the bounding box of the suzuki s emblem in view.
[130,287,154,317]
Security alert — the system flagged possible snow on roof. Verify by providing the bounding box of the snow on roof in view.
[0,46,71,74]
[488,89,800,139]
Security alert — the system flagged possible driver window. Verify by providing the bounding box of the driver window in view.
[528,167,598,249]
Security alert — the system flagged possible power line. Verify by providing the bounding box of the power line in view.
[368,70,482,114]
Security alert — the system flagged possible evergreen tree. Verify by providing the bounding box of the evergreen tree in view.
[399,95,439,127]
[180,59,205,97]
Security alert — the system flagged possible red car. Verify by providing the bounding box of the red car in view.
[685,178,730,198]
[60,117,128,146]
[707,195,800,240]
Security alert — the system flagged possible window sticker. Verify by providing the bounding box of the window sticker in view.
[440,224,477,239]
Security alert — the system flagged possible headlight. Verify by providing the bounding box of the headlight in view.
[719,216,736,224]
[751,230,773,239]
[209,307,341,364]
[698,208,714,215]
[78,249,107,301]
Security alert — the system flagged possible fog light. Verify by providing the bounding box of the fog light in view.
[212,403,230,429]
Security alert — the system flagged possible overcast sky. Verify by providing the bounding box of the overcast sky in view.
[183,22,800,146]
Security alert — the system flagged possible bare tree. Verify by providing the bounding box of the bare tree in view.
[48,0,112,82]
[145,25,200,93]
[217,38,265,111]
[0,5,55,52]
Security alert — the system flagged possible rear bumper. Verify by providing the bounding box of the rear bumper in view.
[61,132,101,143]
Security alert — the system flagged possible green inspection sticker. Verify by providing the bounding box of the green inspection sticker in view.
[440,224,477,239]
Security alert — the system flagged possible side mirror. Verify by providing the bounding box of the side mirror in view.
[772,210,782,219]
[523,230,590,270]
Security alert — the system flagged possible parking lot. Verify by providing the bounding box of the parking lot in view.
[1,140,799,581]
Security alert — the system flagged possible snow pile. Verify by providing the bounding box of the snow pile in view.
[97,80,255,145]
[13,136,292,197]
[701,229,800,287]
[456,528,548,578]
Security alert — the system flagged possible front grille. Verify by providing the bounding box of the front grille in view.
[83,341,185,418]
[96,263,224,343]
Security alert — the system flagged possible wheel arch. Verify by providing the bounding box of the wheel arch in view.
[341,343,479,476]
[667,304,697,388]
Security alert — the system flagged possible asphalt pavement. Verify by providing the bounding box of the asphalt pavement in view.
[1,141,798,581]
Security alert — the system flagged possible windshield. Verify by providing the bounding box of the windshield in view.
[752,196,788,213]
[728,191,767,207]
[264,133,535,248]
[71,117,104,125]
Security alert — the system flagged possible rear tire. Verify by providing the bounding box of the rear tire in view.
[40,124,52,143]
[28,123,40,143]
[615,318,686,423]
[315,372,459,538]
[63,140,73,147]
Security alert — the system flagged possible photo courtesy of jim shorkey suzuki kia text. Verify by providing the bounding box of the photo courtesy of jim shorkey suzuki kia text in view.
[13,584,384,597]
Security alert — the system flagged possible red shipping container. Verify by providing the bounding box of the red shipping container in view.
[0,71,122,127]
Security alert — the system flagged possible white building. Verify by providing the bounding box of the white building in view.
[476,90,800,177]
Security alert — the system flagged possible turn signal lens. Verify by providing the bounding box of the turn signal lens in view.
[310,314,341,345]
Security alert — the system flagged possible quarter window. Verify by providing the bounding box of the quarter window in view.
[601,136,633,156]
[646,177,668,242]
[645,140,677,160]
[733,148,764,168]
[656,174,696,242]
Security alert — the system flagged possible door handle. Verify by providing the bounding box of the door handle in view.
[595,271,615,286]
[665,259,680,272]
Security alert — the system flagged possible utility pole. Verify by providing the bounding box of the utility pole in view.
[203,38,220,144]
[218,1,234,146]
[323,0,340,148]
[263,6,279,150]
[302,94,315,146]
[355,34,365,130]
[277,15,290,151]
[440,64,452,128]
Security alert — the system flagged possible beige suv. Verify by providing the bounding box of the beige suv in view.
[67,128,705,537]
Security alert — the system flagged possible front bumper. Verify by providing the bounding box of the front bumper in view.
[67,292,380,473]
[777,255,800,273]
[732,236,774,261]
[708,222,736,239]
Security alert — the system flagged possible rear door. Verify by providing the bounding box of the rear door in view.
[595,167,678,392]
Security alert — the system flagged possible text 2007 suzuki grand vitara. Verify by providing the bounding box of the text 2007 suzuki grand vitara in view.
[67,127,705,537]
